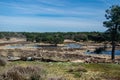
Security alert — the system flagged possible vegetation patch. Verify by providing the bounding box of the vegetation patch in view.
[0,66,46,80]
[82,63,120,79]
[68,66,87,78]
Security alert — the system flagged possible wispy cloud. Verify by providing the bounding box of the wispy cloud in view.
[0,15,105,32]
[0,0,104,17]
[0,16,100,27]
[0,0,114,32]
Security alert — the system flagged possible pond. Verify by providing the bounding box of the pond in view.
[86,50,120,55]
[64,43,82,48]
[6,44,25,49]
[5,43,82,49]
[102,50,120,55]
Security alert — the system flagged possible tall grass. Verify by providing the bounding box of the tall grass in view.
[0,66,46,80]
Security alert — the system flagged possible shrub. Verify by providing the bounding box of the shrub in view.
[0,57,7,66]
[94,47,105,54]
[1,66,45,80]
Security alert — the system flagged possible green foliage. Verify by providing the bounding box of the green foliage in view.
[0,34,4,39]
[0,31,120,43]
[74,34,88,42]
[25,33,36,42]
[103,5,120,41]
[0,32,25,38]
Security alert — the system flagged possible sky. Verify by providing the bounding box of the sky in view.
[0,0,120,32]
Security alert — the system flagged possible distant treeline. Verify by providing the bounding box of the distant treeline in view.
[0,32,120,44]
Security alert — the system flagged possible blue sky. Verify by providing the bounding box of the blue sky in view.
[0,0,120,32]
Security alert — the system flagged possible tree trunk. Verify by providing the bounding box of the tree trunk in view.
[111,41,115,60]
[111,25,117,60]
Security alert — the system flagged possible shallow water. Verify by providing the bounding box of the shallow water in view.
[6,45,24,49]
[86,50,120,55]
[64,43,81,48]
[102,50,120,55]
[6,43,82,49]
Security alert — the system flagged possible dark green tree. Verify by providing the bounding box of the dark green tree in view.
[103,5,120,60]
[74,34,88,42]
[26,33,36,42]
[52,35,64,46]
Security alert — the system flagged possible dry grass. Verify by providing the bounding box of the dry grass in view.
[48,76,66,80]
[0,57,7,66]
[0,66,45,80]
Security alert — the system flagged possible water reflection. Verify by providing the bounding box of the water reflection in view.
[103,50,120,55]
[6,43,82,49]
[64,43,81,48]
[86,50,120,55]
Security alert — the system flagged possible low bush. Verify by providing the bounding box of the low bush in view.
[94,47,105,54]
[1,66,46,80]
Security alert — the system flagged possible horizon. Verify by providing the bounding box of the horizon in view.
[0,0,120,32]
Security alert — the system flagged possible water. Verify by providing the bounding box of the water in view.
[86,50,120,55]
[64,43,81,48]
[102,50,120,55]
[6,44,39,49]
[6,45,24,49]
[6,43,82,49]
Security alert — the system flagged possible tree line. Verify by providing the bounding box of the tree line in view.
[0,32,120,44]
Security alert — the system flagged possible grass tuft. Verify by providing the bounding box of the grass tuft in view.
[1,66,45,80]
